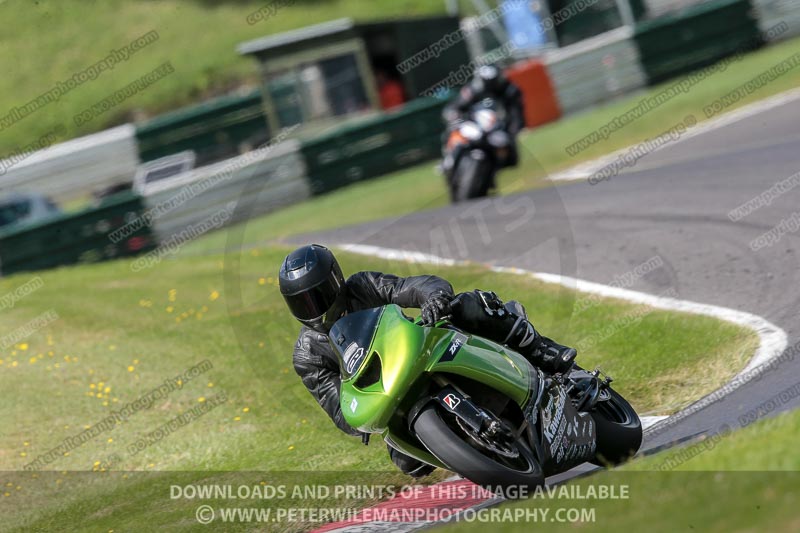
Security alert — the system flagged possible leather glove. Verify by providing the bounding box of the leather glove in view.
[421,291,452,325]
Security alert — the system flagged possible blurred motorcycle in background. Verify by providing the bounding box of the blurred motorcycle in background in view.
[441,98,514,202]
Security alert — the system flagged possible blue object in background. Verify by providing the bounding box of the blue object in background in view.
[502,0,547,50]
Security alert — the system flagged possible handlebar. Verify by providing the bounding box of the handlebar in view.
[414,314,453,327]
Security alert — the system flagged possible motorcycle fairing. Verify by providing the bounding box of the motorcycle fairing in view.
[538,384,597,473]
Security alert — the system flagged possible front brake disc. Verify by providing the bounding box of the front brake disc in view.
[455,417,520,459]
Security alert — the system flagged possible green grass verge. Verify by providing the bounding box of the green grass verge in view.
[0,0,448,158]
[447,409,800,533]
[179,33,800,255]
[0,244,756,530]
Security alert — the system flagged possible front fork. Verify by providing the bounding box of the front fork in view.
[409,376,516,446]
[409,374,547,464]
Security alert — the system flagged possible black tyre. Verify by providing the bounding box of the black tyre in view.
[590,388,643,466]
[453,154,491,202]
[413,403,544,491]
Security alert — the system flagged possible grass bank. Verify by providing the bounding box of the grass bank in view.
[0,244,756,530]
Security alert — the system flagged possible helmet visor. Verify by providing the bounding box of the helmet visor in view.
[283,272,343,321]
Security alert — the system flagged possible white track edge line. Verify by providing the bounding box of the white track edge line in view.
[550,87,800,181]
[339,243,789,429]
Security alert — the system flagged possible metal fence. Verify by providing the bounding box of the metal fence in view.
[544,27,646,115]
[642,0,714,19]
[753,0,800,41]
[0,125,138,204]
[140,139,308,242]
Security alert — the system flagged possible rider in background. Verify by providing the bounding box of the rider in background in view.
[279,244,576,478]
[442,64,525,168]
[376,69,406,111]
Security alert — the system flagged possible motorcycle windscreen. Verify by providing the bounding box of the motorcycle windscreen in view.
[328,307,383,378]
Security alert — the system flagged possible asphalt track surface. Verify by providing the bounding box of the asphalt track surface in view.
[299,95,800,454]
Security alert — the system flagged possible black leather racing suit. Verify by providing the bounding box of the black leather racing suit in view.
[292,271,454,475]
[443,78,525,167]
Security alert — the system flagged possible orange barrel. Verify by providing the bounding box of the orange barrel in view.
[504,59,561,127]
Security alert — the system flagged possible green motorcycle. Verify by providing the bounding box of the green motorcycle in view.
[330,304,642,490]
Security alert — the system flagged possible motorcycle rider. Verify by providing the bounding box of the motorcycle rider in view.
[279,244,577,478]
[442,64,525,174]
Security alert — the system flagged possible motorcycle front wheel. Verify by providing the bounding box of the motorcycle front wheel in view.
[413,403,544,492]
[452,154,492,202]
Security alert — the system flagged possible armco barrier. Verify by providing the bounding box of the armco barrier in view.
[753,0,800,41]
[553,0,642,47]
[0,191,156,276]
[0,125,139,204]
[634,0,763,84]
[504,60,561,127]
[544,26,647,115]
[642,0,707,20]
[135,89,269,166]
[300,96,447,195]
[141,139,308,242]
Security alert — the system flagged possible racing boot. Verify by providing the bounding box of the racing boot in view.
[502,299,576,374]
[503,316,577,375]
[451,290,577,374]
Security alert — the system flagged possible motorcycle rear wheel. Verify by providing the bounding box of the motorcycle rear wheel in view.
[589,387,643,466]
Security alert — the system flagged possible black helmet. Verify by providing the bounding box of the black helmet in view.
[474,65,505,94]
[279,244,347,333]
